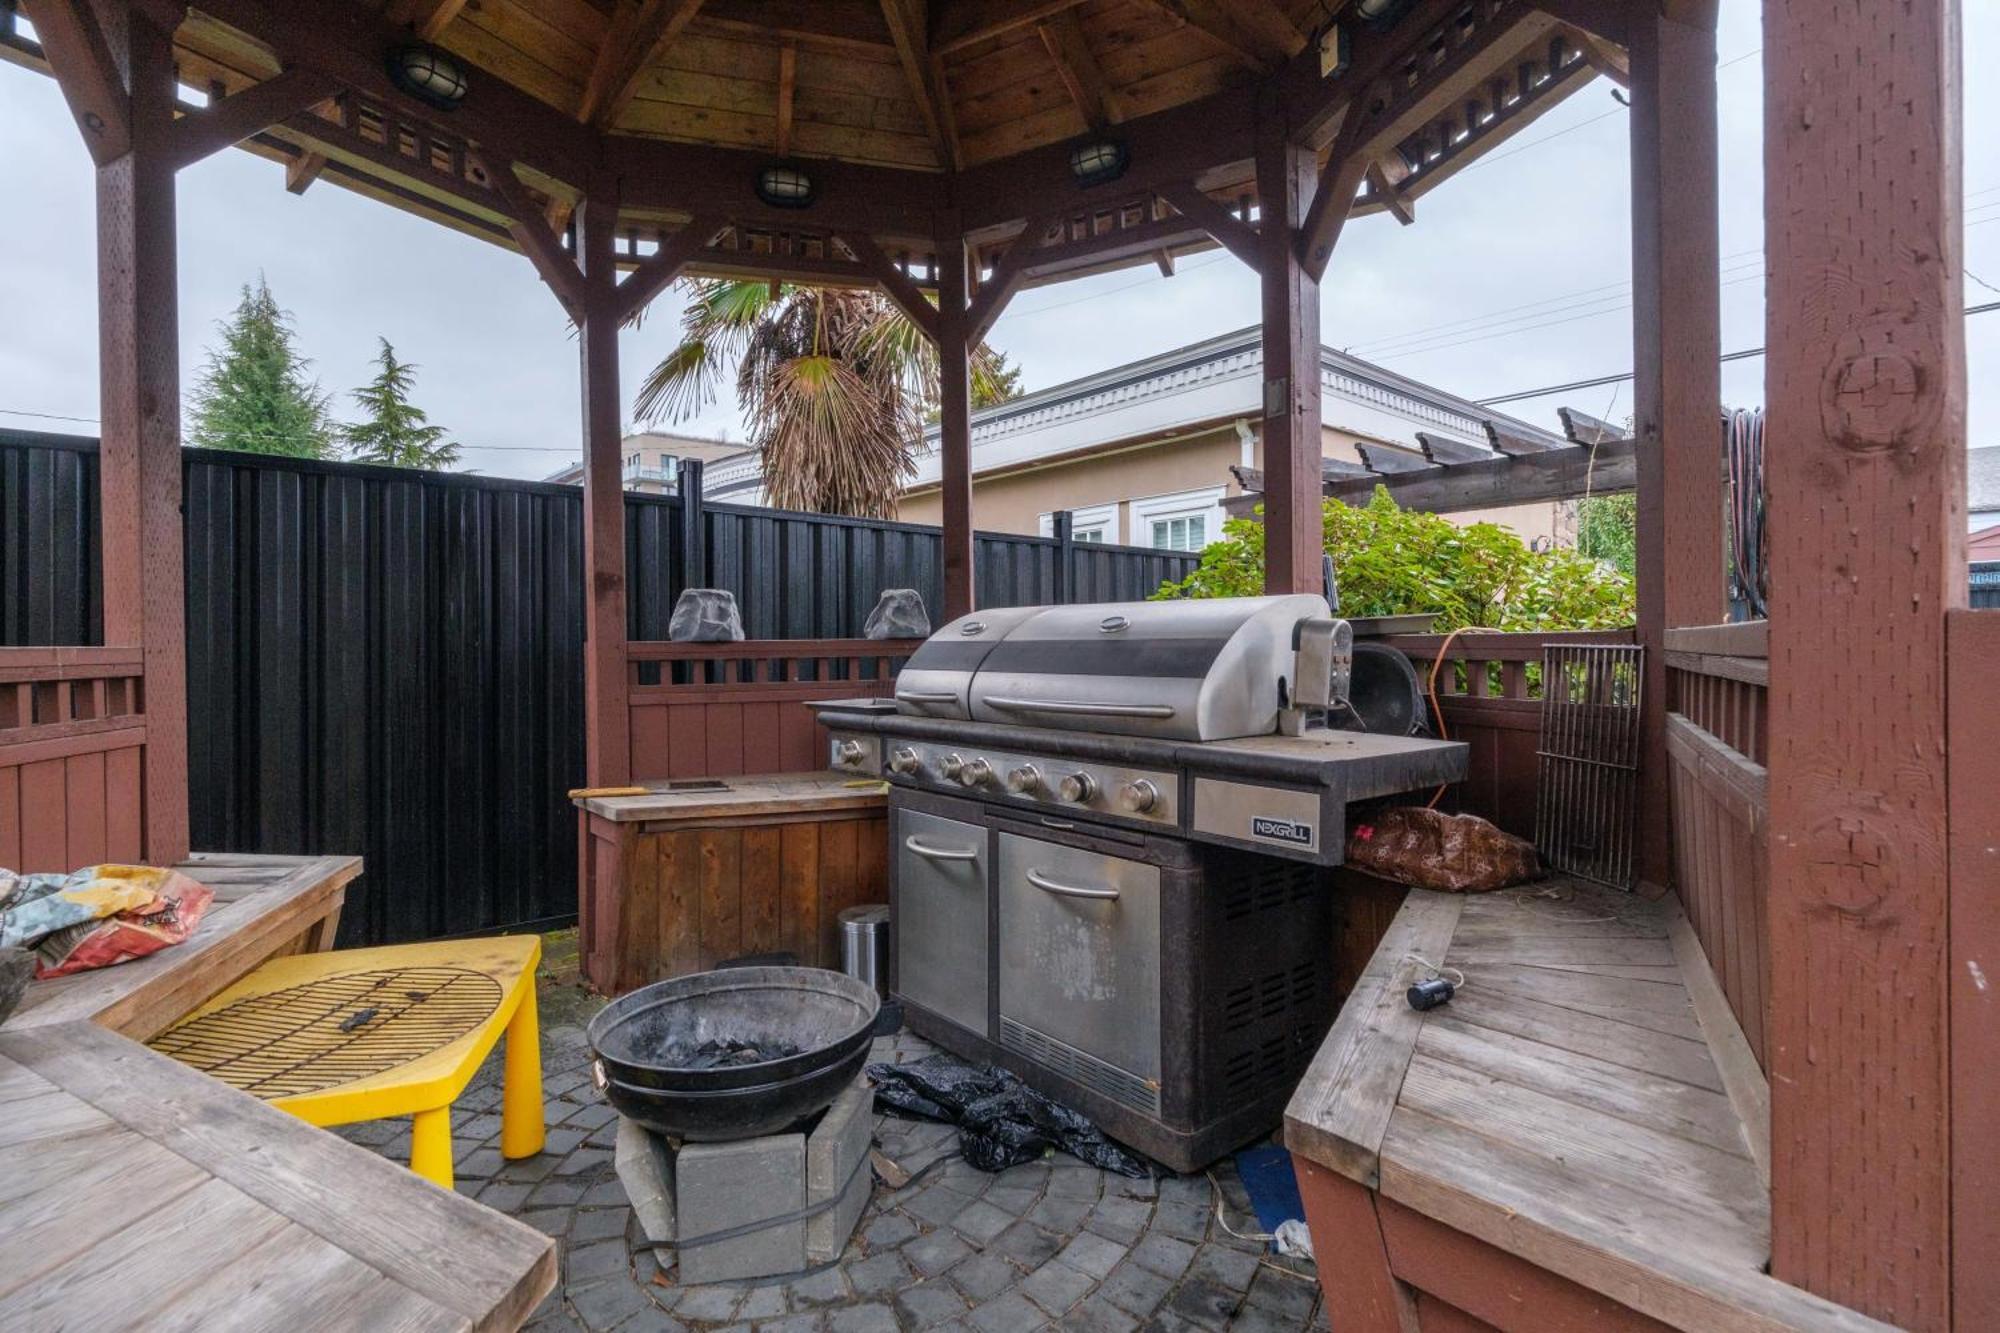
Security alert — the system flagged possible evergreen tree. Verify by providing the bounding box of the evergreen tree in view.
[973,348,1026,408]
[342,338,460,470]
[186,277,336,458]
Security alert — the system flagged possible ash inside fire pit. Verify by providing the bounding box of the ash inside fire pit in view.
[668,1036,803,1070]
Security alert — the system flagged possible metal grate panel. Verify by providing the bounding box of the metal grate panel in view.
[999,1018,1162,1115]
[1535,643,1644,889]
[151,966,504,1099]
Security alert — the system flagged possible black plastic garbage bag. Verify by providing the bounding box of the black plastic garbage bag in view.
[867,1053,1150,1177]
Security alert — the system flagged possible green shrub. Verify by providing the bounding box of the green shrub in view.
[1154,487,1634,633]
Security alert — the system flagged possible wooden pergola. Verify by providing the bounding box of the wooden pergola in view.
[3,0,1983,1329]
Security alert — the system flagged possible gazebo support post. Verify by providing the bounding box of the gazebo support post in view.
[1627,3,1722,889]
[48,0,191,863]
[1763,0,1963,1324]
[1255,98,1324,597]
[577,176,630,788]
[935,213,976,620]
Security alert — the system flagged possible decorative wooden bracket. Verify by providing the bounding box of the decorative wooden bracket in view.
[1155,182,1260,268]
[612,215,727,325]
[170,69,343,170]
[25,0,132,165]
[842,232,940,343]
[1296,116,1371,279]
[965,212,1057,344]
[478,153,589,319]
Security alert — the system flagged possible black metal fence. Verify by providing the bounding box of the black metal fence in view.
[0,431,1199,943]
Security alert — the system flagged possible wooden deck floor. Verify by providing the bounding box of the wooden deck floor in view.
[1287,878,1892,1332]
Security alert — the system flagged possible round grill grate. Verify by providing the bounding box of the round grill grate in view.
[152,965,505,1099]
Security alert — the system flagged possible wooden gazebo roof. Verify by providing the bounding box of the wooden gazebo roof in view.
[3,0,1612,303]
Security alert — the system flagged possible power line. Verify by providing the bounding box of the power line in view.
[1475,299,2000,405]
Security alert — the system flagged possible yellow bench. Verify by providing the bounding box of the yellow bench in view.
[149,935,545,1190]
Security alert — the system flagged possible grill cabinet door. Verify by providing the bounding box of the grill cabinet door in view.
[996,833,1161,1097]
[895,809,990,1035]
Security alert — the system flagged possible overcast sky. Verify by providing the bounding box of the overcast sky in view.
[2,3,1994,482]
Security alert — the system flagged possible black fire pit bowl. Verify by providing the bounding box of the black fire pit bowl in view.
[587,966,879,1141]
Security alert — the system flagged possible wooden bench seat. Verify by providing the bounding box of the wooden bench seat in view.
[1285,876,1894,1333]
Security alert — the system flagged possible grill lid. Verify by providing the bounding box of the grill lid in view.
[897,595,1333,741]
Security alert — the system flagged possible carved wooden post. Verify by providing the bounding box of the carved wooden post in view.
[1764,0,1962,1323]
[95,2,188,862]
[577,177,630,788]
[1628,4,1722,888]
[1255,98,1323,597]
[935,214,976,621]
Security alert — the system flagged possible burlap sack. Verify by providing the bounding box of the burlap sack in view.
[1345,807,1540,892]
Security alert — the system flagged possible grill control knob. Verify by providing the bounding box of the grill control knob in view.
[959,757,993,788]
[1006,764,1042,794]
[940,753,966,780]
[834,739,866,767]
[1057,771,1098,804]
[1117,779,1160,814]
[889,747,921,775]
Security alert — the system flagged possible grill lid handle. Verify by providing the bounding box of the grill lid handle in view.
[982,697,1176,719]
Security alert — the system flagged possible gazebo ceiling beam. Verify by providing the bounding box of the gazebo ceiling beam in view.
[878,0,957,167]
[479,155,590,319]
[612,214,727,324]
[932,0,1091,58]
[699,1,897,50]
[577,0,708,129]
[1154,181,1259,268]
[1140,0,1303,71]
[1526,0,1631,48]
[965,210,1057,342]
[610,138,942,237]
[168,66,341,169]
[843,231,941,341]
[1037,10,1118,131]
[381,0,469,43]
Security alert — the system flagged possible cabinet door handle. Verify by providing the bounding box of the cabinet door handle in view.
[905,836,978,862]
[1026,868,1120,900]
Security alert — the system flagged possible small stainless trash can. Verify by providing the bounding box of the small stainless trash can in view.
[839,904,891,999]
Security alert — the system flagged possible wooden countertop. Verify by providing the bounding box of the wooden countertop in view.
[575,770,890,823]
[0,853,557,1331]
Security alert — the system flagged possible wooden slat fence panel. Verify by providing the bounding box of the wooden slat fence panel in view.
[1664,621,1769,1068]
[0,647,147,871]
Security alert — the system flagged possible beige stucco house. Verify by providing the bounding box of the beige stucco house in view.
[544,429,755,496]
[896,328,1572,552]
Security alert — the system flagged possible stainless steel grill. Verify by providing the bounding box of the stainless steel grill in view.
[811,594,1471,1170]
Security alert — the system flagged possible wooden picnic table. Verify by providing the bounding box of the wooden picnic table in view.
[0,853,558,1331]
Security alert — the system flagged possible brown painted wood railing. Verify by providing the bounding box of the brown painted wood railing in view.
[1664,620,1770,1067]
[624,639,921,780]
[0,646,148,870]
[1379,629,1637,839]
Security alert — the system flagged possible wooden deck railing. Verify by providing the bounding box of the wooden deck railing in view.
[624,639,920,780]
[1664,620,1769,1067]
[0,646,148,870]
[1379,629,1636,839]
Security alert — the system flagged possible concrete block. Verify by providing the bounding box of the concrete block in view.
[676,1134,807,1284]
[614,1116,676,1245]
[806,1075,874,1263]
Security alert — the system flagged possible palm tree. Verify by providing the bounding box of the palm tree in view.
[632,280,1017,518]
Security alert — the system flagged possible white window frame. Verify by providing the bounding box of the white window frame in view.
[1130,486,1225,552]
[1039,503,1119,545]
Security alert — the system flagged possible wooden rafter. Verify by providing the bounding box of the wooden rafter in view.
[1225,431,1636,518]
[1137,0,1301,71]
[1562,23,1630,85]
[478,155,589,317]
[1526,0,1630,47]
[381,0,469,41]
[775,40,796,154]
[22,0,130,164]
[1485,418,1564,455]
[842,232,941,342]
[170,68,341,169]
[933,0,1090,57]
[1154,181,1260,268]
[965,213,1056,343]
[612,216,726,323]
[577,0,708,129]
[1366,159,1415,225]
[699,0,896,49]
[1037,10,1117,130]
[1414,431,1488,463]
[878,0,955,167]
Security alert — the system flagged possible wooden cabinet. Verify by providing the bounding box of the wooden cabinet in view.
[575,774,888,993]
